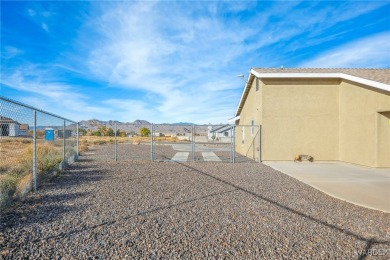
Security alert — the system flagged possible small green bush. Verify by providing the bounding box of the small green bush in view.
[0,172,20,206]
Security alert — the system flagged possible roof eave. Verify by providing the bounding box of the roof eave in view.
[235,69,390,117]
[235,71,255,116]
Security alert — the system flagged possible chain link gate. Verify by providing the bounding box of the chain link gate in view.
[77,122,261,164]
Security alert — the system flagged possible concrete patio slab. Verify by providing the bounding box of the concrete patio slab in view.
[202,152,221,162]
[171,152,189,162]
[264,161,390,212]
[172,143,230,152]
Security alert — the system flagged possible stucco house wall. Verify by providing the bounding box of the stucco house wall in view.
[339,80,390,167]
[235,78,261,161]
[260,78,340,161]
[234,68,390,168]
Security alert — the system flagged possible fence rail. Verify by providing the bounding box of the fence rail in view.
[0,96,78,207]
[79,123,261,164]
[1,95,262,207]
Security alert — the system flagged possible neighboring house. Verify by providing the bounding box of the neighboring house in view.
[57,129,72,138]
[233,68,390,168]
[0,116,28,137]
[208,125,232,141]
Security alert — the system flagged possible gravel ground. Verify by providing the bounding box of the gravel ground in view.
[86,143,253,163]
[1,144,389,259]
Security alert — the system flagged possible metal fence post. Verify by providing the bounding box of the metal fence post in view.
[232,125,236,164]
[63,120,66,167]
[150,123,154,161]
[192,124,195,162]
[76,123,79,156]
[33,110,37,192]
[258,125,262,163]
[114,123,117,161]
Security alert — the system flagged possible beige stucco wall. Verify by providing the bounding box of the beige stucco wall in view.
[339,81,390,167]
[260,78,340,161]
[237,76,390,167]
[235,78,261,161]
[377,112,390,167]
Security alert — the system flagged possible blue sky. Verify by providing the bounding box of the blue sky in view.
[1,1,390,124]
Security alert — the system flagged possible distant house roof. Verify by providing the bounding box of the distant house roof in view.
[236,68,390,117]
[0,116,19,124]
[210,125,232,133]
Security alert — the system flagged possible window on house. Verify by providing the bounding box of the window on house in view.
[256,78,259,91]
[242,126,245,144]
[251,120,254,136]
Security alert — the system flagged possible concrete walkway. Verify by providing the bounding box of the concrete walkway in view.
[264,161,390,212]
[202,152,222,162]
[172,143,230,152]
[171,152,189,162]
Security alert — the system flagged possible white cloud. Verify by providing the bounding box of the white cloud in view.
[102,99,156,122]
[1,65,109,121]
[76,1,390,123]
[41,23,49,32]
[81,1,255,123]
[1,46,24,59]
[4,1,389,124]
[28,9,36,17]
[299,32,390,68]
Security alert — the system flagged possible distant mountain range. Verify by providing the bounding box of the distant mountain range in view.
[79,119,151,127]
[79,119,210,134]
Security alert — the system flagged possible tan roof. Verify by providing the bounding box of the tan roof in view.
[252,68,390,85]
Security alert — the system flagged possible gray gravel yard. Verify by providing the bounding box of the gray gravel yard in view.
[1,145,389,259]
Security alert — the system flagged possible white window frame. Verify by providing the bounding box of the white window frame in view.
[242,126,245,144]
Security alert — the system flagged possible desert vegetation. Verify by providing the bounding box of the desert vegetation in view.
[78,135,183,149]
[0,137,76,207]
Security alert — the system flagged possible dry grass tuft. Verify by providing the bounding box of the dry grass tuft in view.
[1,140,62,207]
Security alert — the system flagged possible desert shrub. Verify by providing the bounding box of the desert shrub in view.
[21,143,62,173]
[140,127,151,137]
[93,140,107,145]
[21,139,32,144]
[0,142,64,208]
[92,131,101,136]
[79,139,89,153]
[0,172,19,198]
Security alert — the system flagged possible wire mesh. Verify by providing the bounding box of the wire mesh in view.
[193,125,233,163]
[1,98,34,206]
[234,125,261,163]
[116,123,151,161]
[0,96,77,207]
[35,111,63,187]
[76,123,261,164]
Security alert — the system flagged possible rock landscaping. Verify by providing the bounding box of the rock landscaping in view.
[1,144,389,259]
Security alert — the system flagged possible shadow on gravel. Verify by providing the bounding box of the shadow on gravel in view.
[172,161,390,260]
[25,189,238,244]
[75,158,95,163]
[110,169,195,181]
[49,169,105,189]
[1,160,104,232]
[0,192,90,231]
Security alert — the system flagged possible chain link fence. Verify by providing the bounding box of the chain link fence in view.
[78,123,261,164]
[233,125,261,163]
[0,96,78,207]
